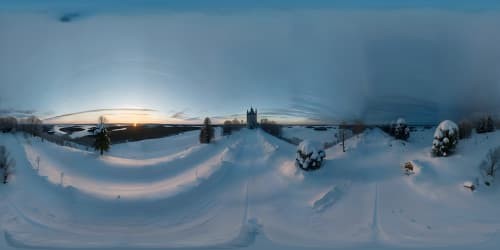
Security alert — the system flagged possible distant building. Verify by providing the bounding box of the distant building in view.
[246,107,258,129]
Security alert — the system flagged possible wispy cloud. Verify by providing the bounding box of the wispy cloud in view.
[44,108,157,121]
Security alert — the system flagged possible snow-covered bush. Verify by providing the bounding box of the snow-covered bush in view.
[432,120,459,157]
[295,140,326,171]
[479,146,500,186]
[0,145,15,184]
[199,117,214,144]
[393,118,410,140]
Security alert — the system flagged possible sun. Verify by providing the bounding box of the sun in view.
[133,123,137,127]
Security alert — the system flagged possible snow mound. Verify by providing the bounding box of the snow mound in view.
[311,183,350,212]
[434,120,458,138]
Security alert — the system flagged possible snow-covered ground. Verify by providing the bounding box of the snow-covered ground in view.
[0,127,500,249]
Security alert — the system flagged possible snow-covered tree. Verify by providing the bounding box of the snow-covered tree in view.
[295,140,326,171]
[0,145,15,184]
[393,118,410,140]
[480,146,500,186]
[93,116,111,155]
[432,120,459,157]
[199,117,214,144]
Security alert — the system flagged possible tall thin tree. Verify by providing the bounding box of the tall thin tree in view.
[93,116,111,155]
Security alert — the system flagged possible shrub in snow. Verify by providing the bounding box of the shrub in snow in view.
[0,116,17,133]
[295,140,326,171]
[476,116,495,134]
[351,120,366,135]
[260,119,282,137]
[432,120,459,157]
[222,120,232,136]
[93,116,111,155]
[458,120,473,139]
[393,118,410,140]
[0,145,15,184]
[479,146,500,186]
[199,117,214,144]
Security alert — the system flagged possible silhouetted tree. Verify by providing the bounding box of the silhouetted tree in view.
[481,146,500,186]
[231,118,242,131]
[222,120,232,136]
[477,115,495,134]
[199,117,214,144]
[0,116,17,133]
[93,116,111,155]
[338,122,348,152]
[351,120,366,135]
[0,145,15,184]
[23,115,42,137]
[260,119,282,137]
[458,119,473,139]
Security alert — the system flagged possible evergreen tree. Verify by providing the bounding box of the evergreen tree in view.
[432,120,459,157]
[199,117,214,144]
[93,116,111,155]
[393,118,410,140]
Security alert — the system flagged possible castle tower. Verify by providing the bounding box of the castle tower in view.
[246,107,258,129]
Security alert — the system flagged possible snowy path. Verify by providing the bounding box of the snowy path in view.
[1,129,500,249]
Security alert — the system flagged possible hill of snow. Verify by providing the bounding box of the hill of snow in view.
[0,127,500,249]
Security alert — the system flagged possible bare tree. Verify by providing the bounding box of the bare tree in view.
[351,120,366,135]
[0,145,15,184]
[458,119,473,139]
[0,116,17,133]
[222,120,232,136]
[199,117,214,144]
[93,116,111,155]
[339,122,347,152]
[24,115,42,137]
[481,146,500,186]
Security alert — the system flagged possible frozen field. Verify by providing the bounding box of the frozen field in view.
[0,127,499,249]
[282,126,339,145]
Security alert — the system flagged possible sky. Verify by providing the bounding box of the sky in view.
[0,0,499,124]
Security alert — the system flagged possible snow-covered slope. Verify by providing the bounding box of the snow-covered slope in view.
[0,128,500,249]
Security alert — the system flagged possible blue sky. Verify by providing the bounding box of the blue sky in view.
[0,1,499,124]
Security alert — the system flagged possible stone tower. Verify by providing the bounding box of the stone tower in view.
[246,107,258,129]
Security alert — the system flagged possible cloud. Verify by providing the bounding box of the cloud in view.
[44,108,157,121]
[0,8,499,124]
[170,111,187,119]
[0,108,37,118]
[58,12,87,23]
